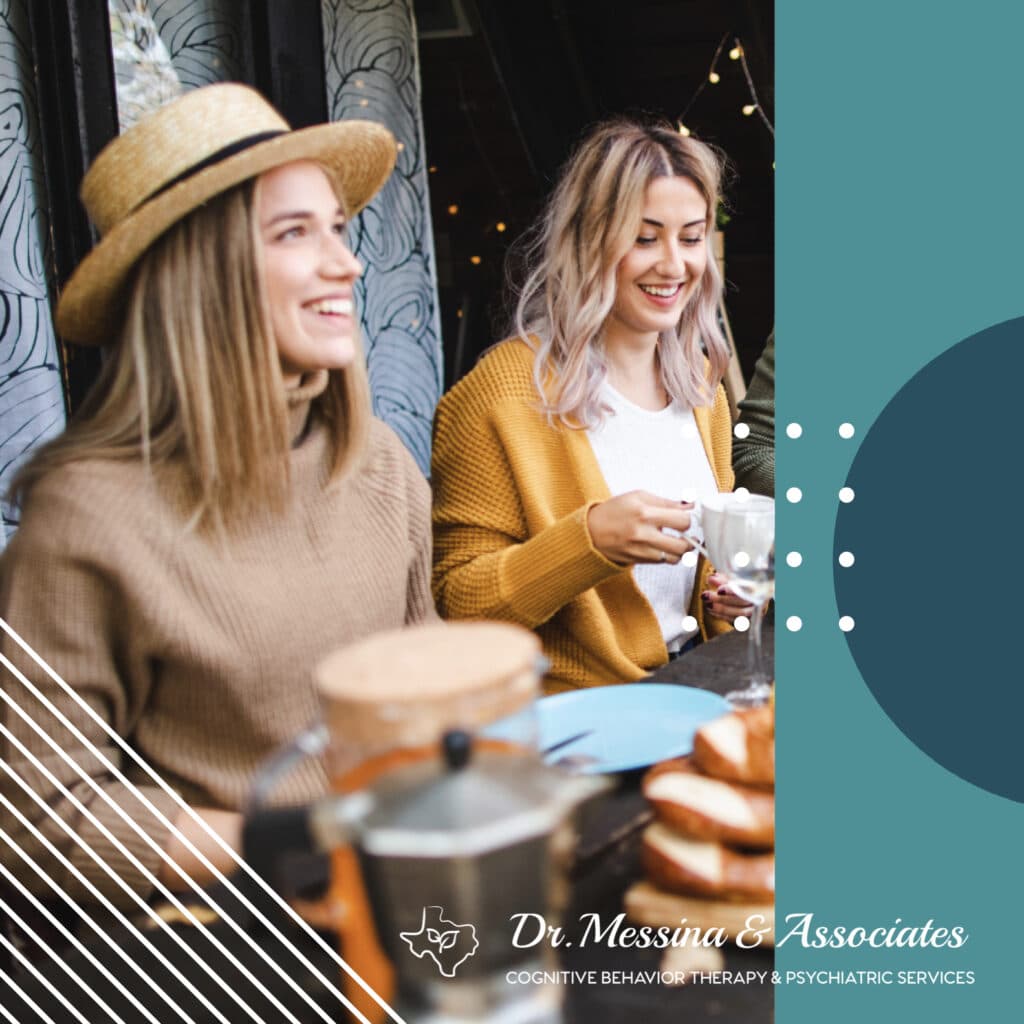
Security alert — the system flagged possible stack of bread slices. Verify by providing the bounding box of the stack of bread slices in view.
[625,703,776,945]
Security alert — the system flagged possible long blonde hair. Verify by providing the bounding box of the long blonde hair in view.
[511,119,729,426]
[10,177,370,531]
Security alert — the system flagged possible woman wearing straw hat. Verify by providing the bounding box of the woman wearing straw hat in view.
[0,84,436,907]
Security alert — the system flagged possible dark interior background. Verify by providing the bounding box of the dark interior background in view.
[414,0,775,390]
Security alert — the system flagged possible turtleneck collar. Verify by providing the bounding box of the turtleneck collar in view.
[286,370,330,445]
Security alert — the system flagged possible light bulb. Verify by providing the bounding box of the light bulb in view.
[447,204,459,215]
[742,104,756,116]
[677,122,691,137]
[470,255,482,265]
[729,45,742,60]
[496,221,507,232]
[709,71,720,84]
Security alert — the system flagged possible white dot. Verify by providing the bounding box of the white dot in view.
[682,615,698,632]
[786,551,803,567]
[734,551,751,568]
[681,551,698,567]
[839,616,855,632]
[838,487,855,503]
[838,551,855,567]
[786,616,803,632]
[733,486,751,501]
[786,423,802,438]
[733,422,750,439]
[839,422,855,439]
[786,487,803,503]
[734,616,750,632]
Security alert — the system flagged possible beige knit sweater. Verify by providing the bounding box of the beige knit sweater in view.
[0,372,435,908]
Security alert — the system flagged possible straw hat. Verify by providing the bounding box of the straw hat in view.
[55,83,397,345]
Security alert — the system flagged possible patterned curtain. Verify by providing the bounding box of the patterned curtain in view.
[322,0,442,474]
[0,0,67,546]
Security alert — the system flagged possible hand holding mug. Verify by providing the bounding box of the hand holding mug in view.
[586,491,696,566]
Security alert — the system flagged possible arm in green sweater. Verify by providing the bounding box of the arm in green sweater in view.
[732,332,775,497]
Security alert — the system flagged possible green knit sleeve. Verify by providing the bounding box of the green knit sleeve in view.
[733,332,776,497]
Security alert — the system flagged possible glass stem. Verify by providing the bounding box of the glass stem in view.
[747,601,768,686]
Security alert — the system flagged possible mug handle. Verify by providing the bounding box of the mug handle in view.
[242,723,328,894]
[246,722,328,812]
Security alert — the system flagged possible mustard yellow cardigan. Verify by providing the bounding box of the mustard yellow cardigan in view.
[431,339,735,692]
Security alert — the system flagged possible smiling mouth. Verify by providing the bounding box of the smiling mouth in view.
[306,298,353,315]
[638,284,683,298]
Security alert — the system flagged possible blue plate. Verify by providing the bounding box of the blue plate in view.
[523,684,729,774]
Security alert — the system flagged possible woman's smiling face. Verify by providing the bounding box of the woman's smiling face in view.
[257,160,363,386]
[605,175,709,347]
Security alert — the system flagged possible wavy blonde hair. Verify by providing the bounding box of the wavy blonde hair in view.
[10,176,370,532]
[511,119,729,426]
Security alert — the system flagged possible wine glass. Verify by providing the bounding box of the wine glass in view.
[701,494,775,708]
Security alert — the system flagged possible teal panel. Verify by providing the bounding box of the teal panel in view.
[778,1,1024,1018]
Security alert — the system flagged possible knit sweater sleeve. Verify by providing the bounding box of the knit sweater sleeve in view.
[0,472,182,910]
[395,429,440,626]
[431,349,623,628]
[732,333,775,497]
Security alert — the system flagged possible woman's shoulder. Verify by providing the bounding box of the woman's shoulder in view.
[438,338,540,419]
[361,419,430,490]
[23,456,151,516]
[8,456,163,561]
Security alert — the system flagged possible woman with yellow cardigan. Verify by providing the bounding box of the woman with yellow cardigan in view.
[432,119,750,692]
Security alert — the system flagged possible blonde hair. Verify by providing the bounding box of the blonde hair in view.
[511,119,730,426]
[10,177,370,531]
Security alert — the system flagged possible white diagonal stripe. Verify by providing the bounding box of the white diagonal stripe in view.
[0,734,315,1024]
[0,892,127,1024]
[1,617,404,1023]
[0,929,100,1024]
[0,698,342,1024]
[0,968,59,1024]
[0,778,253,1024]
[0,847,193,1024]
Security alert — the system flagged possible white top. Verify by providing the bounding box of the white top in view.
[587,382,719,651]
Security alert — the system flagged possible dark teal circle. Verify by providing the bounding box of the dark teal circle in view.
[835,316,1024,802]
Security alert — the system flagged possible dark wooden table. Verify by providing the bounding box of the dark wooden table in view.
[3,628,773,1024]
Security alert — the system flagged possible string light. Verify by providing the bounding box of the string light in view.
[734,36,775,138]
[429,165,438,173]
[675,33,774,142]
[496,221,507,232]
[469,255,482,265]
[447,204,459,215]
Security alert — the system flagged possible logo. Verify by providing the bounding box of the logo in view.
[400,906,479,977]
